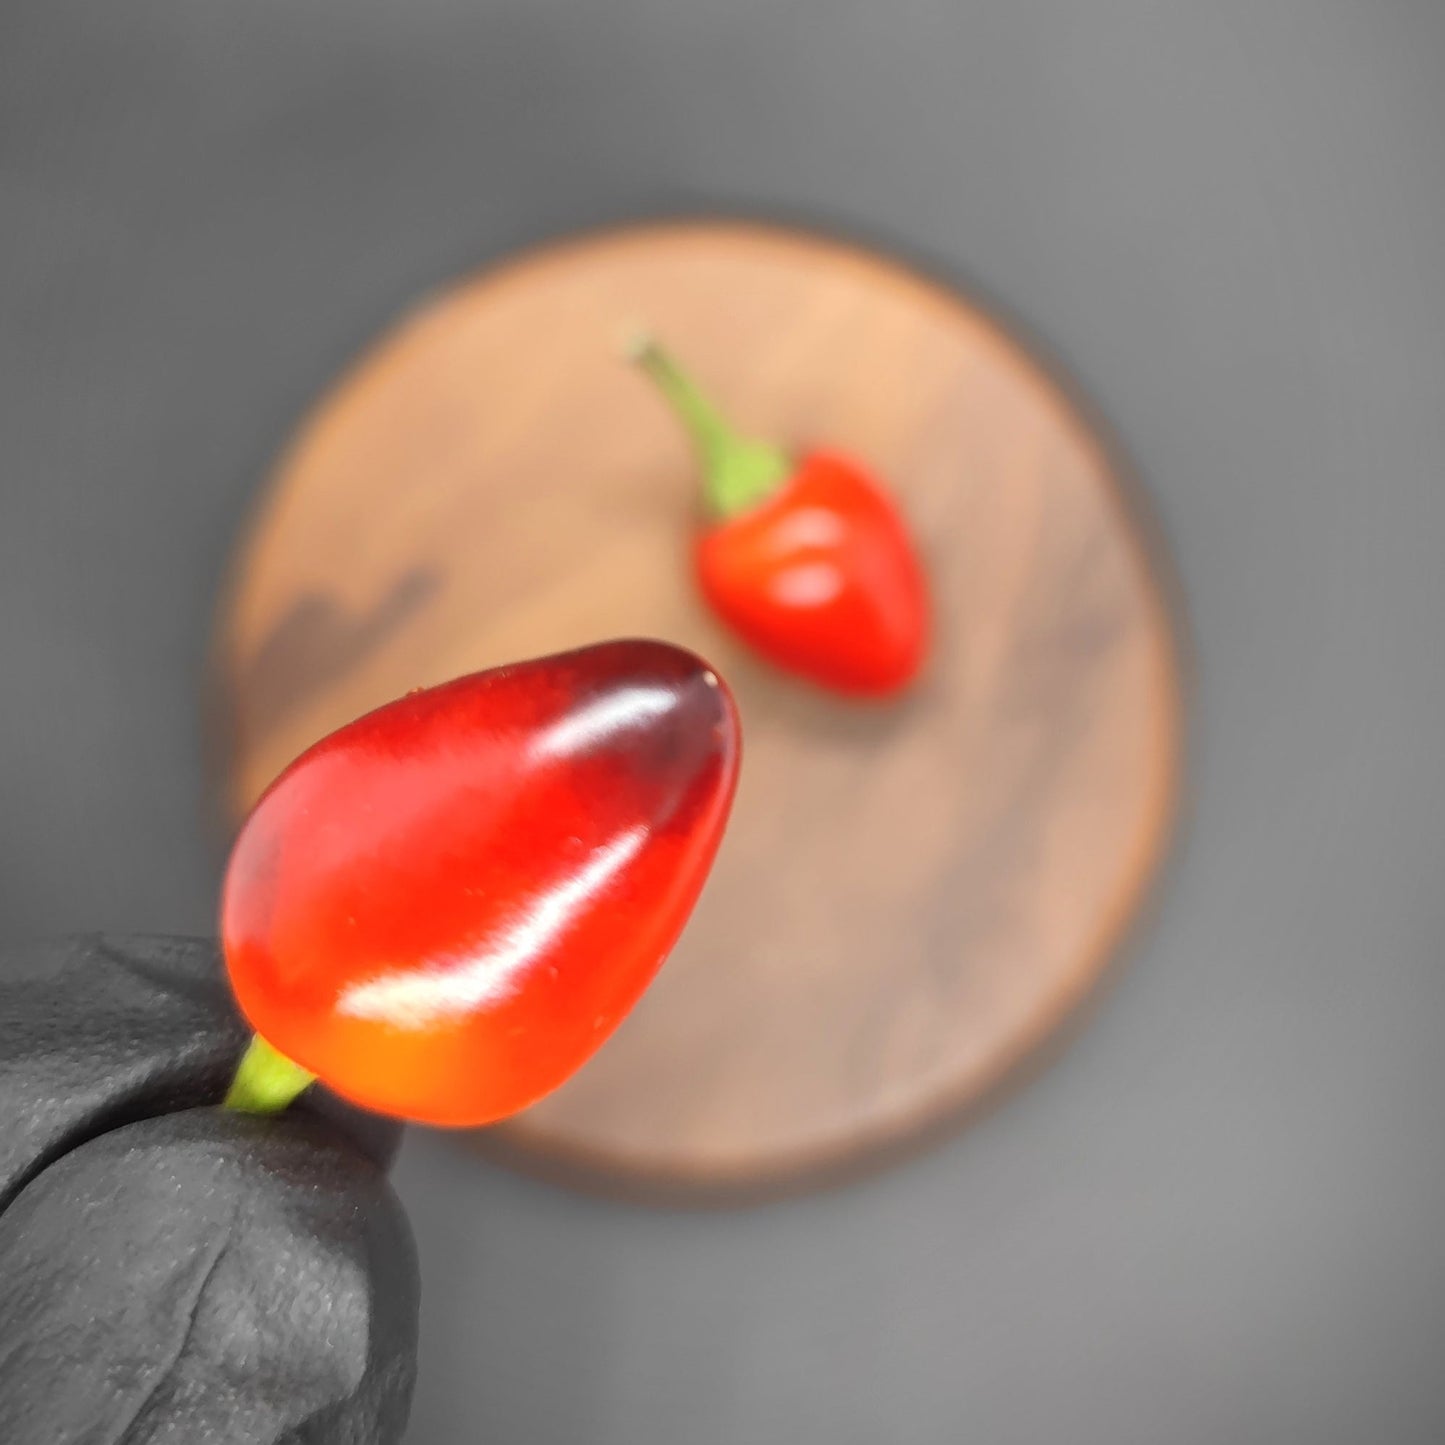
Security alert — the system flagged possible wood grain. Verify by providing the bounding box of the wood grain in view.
[210,220,1183,1196]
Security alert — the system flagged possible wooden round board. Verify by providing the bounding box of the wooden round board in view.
[210,220,1182,1197]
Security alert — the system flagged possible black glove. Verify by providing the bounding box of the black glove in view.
[0,934,420,1443]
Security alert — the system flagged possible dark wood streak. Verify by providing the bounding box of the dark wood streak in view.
[238,568,441,738]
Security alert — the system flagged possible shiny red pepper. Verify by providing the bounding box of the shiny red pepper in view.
[221,640,740,1128]
[632,339,930,696]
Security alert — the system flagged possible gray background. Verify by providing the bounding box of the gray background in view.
[3,2,1443,1441]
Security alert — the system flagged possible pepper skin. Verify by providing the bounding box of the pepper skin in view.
[222,639,740,1128]
[632,339,930,697]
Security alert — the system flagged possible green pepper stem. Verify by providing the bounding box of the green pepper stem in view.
[222,1033,316,1116]
[627,334,790,521]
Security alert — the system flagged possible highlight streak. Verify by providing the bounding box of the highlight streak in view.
[336,827,647,1028]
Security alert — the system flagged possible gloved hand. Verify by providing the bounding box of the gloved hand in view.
[0,934,420,1444]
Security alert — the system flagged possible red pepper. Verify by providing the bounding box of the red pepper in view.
[632,339,930,697]
[220,640,740,1127]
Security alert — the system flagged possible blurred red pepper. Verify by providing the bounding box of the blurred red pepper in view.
[221,639,740,1128]
[632,338,930,697]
